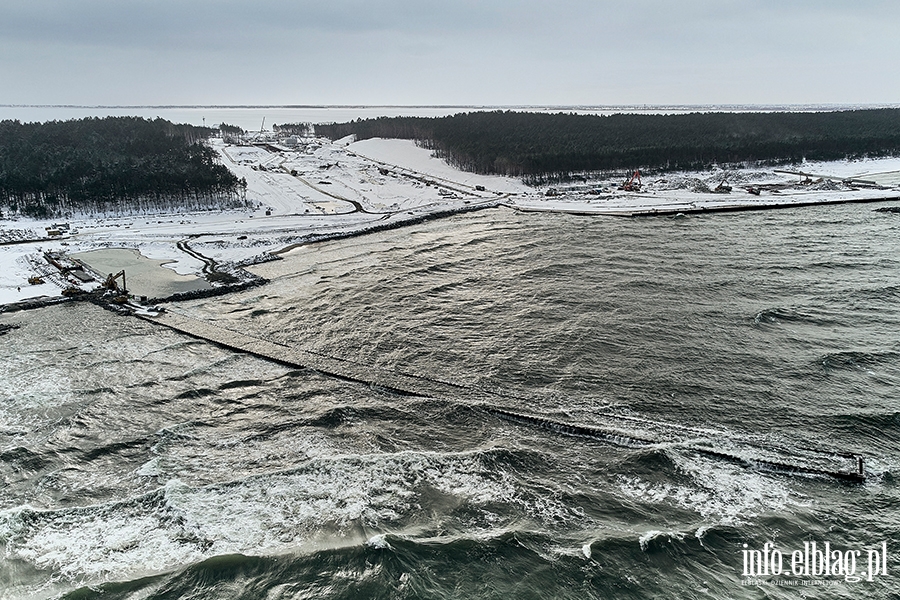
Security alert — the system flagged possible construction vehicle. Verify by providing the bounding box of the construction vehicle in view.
[27,276,45,285]
[249,117,265,142]
[619,170,642,191]
[713,178,732,193]
[104,270,126,293]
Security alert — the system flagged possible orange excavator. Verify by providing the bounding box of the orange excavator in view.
[619,170,642,191]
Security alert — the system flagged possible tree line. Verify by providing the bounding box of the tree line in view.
[0,117,248,218]
[315,109,900,183]
[219,123,245,136]
[273,123,312,136]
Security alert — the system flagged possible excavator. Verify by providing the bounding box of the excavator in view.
[619,170,642,191]
[104,270,126,293]
[103,270,129,304]
[713,177,732,193]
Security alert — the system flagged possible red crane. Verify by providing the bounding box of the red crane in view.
[619,170,642,191]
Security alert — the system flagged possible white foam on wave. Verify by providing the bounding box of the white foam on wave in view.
[638,529,688,552]
[0,497,206,580]
[638,530,664,551]
[617,451,810,526]
[136,457,163,477]
[366,534,392,550]
[695,524,713,545]
[0,448,569,582]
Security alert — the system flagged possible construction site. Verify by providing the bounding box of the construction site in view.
[3,131,900,314]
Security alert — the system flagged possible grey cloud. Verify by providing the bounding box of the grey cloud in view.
[1,0,898,105]
[0,1,504,48]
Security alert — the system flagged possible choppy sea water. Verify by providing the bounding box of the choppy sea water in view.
[2,204,900,599]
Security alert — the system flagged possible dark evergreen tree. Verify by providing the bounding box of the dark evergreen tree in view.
[315,109,900,181]
[273,123,312,136]
[0,117,247,217]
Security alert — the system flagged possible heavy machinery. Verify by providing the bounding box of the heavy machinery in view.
[619,170,642,191]
[104,270,126,293]
[27,276,45,285]
[249,117,265,142]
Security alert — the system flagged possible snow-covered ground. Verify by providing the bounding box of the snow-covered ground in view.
[348,138,531,196]
[508,156,900,216]
[2,135,900,307]
[0,136,499,305]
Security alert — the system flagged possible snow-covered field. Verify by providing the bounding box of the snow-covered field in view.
[349,138,531,196]
[2,135,900,306]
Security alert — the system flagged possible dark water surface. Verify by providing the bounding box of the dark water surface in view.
[2,205,900,599]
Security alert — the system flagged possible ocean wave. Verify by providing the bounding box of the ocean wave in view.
[44,532,571,600]
[0,448,575,582]
[820,350,900,371]
[217,378,267,390]
[752,307,827,326]
[174,387,218,399]
[0,446,52,472]
[43,523,756,600]
[617,448,686,479]
[849,284,900,301]
[617,449,808,525]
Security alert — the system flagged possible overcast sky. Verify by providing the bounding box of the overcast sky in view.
[1,0,898,106]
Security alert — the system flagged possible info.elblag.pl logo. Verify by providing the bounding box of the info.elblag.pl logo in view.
[741,541,889,585]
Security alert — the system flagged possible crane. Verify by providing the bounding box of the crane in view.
[619,170,642,191]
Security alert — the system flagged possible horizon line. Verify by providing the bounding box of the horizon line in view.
[3,103,900,110]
